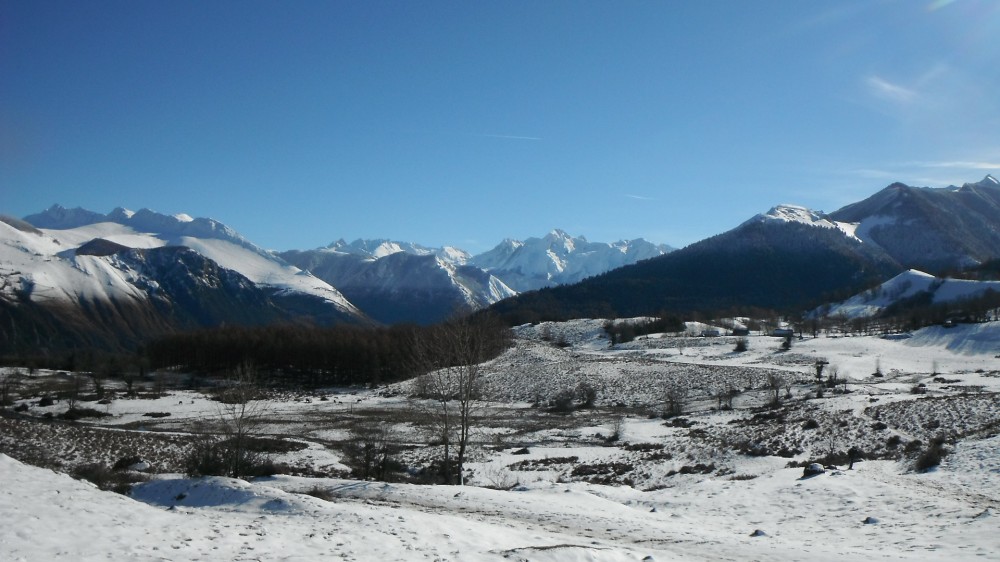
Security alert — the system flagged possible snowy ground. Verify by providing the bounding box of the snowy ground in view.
[2,319,999,560]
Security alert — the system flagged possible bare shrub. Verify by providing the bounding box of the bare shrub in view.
[480,464,519,490]
[576,382,597,408]
[71,463,148,495]
[342,420,402,482]
[663,383,688,418]
[302,486,335,502]
[914,436,950,472]
[550,388,576,413]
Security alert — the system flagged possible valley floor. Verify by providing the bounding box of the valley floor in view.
[2,320,999,561]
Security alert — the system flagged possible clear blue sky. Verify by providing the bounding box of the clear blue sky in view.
[2,0,998,253]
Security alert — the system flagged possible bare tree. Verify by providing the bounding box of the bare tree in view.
[0,369,24,408]
[411,312,511,485]
[711,382,738,410]
[186,361,272,479]
[663,382,689,418]
[218,361,271,478]
[766,372,787,407]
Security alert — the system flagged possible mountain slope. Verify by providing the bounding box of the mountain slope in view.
[1,209,369,353]
[829,175,1000,273]
[490,206,902,322]
[490,177,1000,323]
[279,248,515,325]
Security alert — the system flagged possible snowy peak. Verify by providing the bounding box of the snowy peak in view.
[13,205,367,329]
[323,238,470,264]
[758,204,832,226]
[959,174,1000,192]
[743,204,860,240]
[24,205,253,250]
[469,230,673,292]
[24,204,107,229]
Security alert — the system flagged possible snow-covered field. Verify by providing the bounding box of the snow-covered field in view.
[2,319,999,561]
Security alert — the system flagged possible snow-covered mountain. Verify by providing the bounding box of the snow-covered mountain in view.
[829,175,1000,272]
[279,245,514,325]
[490,204,903,322]
[469,229,674,292]
[490,177,1000,323]
[324,238,471,264]
[281,231,671,324]
[1,207,369,352]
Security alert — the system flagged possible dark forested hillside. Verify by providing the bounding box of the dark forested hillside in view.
[490,220,900,324]
[830,177,1000,273]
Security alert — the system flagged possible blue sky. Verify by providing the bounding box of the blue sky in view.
[2,0,999,253]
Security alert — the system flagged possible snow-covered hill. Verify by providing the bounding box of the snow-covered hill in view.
[280,246,515,325]
[21,205,360,313]
[824,269,1000,319]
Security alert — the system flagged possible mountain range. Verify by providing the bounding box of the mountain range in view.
[279,231,672,324]
[490,175,1000,323]
[3,175,998,353]
[0,207,671,352]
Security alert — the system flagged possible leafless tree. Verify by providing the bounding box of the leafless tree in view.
[186,361,272,479]
[411,312,511,485]
[663,382,689,418]
[711,383,738,410]
[0,369,24,407]
[220,361,271,478]
[766,372,787,407]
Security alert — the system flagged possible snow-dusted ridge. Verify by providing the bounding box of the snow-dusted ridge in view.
[746,204,861,241]
[12,205,362,317]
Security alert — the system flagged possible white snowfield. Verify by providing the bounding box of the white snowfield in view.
[3,320,1000,561]
[3,448,997,561]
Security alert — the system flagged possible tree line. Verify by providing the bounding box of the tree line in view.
[144,315,512,388]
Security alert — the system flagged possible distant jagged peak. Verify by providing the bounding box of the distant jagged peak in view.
[24,204,108,229]
[108,207,135,221]
[23,204,255,251]
[960,174,999,191]
[321,237,469,263]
